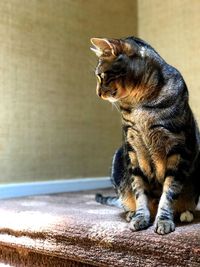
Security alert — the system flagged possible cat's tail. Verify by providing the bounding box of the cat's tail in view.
[95,193,122,208]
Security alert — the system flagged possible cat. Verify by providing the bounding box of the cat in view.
[90,36,200,235]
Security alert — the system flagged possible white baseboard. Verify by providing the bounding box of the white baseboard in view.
[0,177,112,199]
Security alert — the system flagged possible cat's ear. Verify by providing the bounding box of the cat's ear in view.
[90,38,117,58]
[90,38,135,58]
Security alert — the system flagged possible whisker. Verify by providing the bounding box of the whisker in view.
[87,59,97,74]
[112,102,120,113]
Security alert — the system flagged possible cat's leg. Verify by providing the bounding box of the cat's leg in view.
[129,175,151,231]
[110,147,137,213]
[173,182,197,223]
[120,187,137,221]
[125,211,135,222]
[177,153,200,223]
[154,176,182,235]
[111,146,125,188]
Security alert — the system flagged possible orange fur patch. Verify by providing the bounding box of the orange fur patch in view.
[167,154,180,170]
[128,151,138,166]
[121,190,136,211]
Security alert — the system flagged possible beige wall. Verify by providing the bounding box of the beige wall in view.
[138,0,200,123]
[0,0,137,183]
[2,0,199,184]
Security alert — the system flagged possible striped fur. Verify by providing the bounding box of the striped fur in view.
[91,36,200,235]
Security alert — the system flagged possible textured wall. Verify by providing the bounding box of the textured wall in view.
[0,0,137,182]
[138,0,200,123]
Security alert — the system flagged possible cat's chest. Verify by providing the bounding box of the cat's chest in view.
[122,109,182,181]
[122,109,158,139]
[123,108,181,147]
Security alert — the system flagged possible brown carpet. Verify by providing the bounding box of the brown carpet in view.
[0,189,199,267]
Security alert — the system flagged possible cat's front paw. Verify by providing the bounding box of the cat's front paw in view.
[154,219,175,235]
[130,215,150,231]
[125,211,135,222]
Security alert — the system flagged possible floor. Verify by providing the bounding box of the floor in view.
[0,189,199,267]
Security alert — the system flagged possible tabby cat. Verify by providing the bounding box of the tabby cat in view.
[90,36,200,235]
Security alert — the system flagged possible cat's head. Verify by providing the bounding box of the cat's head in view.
[90,37,141,102]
